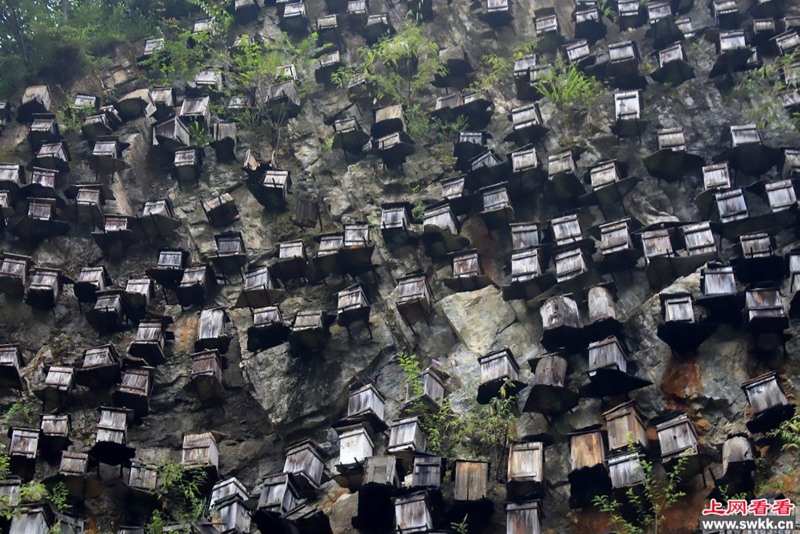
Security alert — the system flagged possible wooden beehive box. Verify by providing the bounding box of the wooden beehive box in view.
[26,268,64,310]
[661,292,695,323]
[38,366,74,410]
[127,460,158,493]
[508,441,545,497]
[511,249,546,281]
[423,203,458,235]
[609,40,638,69]
[95,406,128,445]
[35,141,71,171]
[112,366,154,418]
[587,285,616,326]
[681,222,716,256]
[614,90,642,121]
[510,103,543,131]
[510,222,541,251]
[745,288,786,324]
[506,500,543,534]
[411,456,444,489]
[554,247,589,282]
[588,336,628,373]
[40,415,70,450]
[9,505,51,534]
[210,477,249,508]
[533,7,559,37]
[551,214,583,245]
[60,451,90,478]
[702,163,731,190]
[9,428,39,460]
[336,282,370,319]
[0,163,25,191]
[478,348,520,389]
[742,372,789,417]
[363,455,401,488]
[75,185,105,224]
[196,308,230,354]
[181,432,219,477]
[715,189,748,223]
[177,265,215,309]
[740,232,774,259]
[393,490,432,533]
[190,349,224,403]
[211,493,251,534]
[701,264,737,297]
[257,473,299,515]
[0,344,24,390]
[387,417,426,455]
[548,149,577,179]
[541,294,581,331]
[74,266,111,303]
[336,424,374,466]
[202,193,239,227]
[765,180,797,211]
[511,145,539,175]
[140,199,180,239]
[641,228,674,262]
[603,400,649,451]
[153,117,190,150]
[656,415,698,464]
[19,85,52,120]
[589,160,623,190]
[87,290,124,334]
[569,427,605,473]
[179,96,210,126]
[0,254,33,299]
[237,265,279,310]
[658,43,687,68]
[122,278,152,322]
[453,460,489,502]
[396,273,433,326]
[721,435,754,479]
[128,320,168,365]
[608,450,645,491]
[284,439,325,494]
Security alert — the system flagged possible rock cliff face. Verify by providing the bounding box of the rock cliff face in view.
[1,0,800,532]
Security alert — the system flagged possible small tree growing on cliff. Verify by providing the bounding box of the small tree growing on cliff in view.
[145,462,208,534]
[396,353,518,480]
[592,436,689,534]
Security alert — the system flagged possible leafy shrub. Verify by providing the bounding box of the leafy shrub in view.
[533,56,602,111]
[396,353,518,478]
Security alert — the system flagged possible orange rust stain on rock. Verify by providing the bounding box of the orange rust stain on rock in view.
[661,487,709,534]
[695,418,711,436]
[570,508,612,533]
[661,358,703,411]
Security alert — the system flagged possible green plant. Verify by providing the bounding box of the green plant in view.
[411,201,426,222]
[231,109,260,131]
[405,103,432,143]
[145,461,208,532]
[731,49,800,132]
[186,120,211,147]
[593,436,689,534]
[451,516,469,534]
[768,406,800,450]
[50,333,74,359]
[467,41,537,94]
[320,136,334,151]
[3,398,37,426]
[533,56,603,111]
[56,104,93,134]
[0,445,9,480]
[396,353,518,478]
